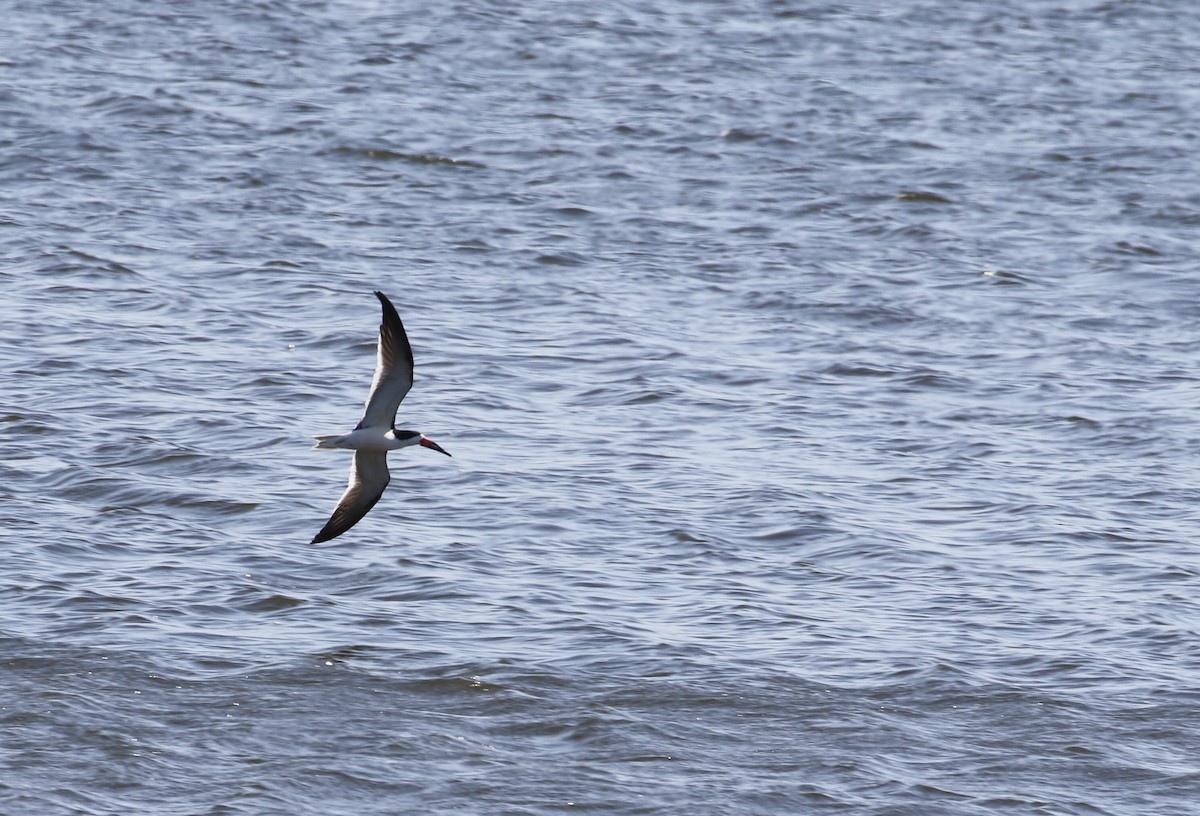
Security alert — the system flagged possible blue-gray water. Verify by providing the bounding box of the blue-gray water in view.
[4,1,1200,814]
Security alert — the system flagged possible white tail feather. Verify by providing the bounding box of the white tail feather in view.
[312,434,349,449]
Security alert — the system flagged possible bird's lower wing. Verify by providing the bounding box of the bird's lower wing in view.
[311,450,391,543]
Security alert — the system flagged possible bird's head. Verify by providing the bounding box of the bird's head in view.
[393,429,451,456]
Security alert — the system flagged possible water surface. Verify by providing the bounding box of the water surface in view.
[3,1,1200,814]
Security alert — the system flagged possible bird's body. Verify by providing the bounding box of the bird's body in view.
[313,427,421,452]
[310,291,450,544]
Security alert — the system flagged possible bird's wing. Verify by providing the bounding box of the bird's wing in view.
[356,291,415,430]
[311,450,391,543]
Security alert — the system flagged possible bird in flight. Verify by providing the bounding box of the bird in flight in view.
[310,290,450,543]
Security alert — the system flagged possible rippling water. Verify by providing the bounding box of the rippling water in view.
[4,1,1200,814]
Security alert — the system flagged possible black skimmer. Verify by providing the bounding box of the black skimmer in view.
[310,290,450,544]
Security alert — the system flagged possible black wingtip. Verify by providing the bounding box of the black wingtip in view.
[374,290,403,324]
[310,523,341,544]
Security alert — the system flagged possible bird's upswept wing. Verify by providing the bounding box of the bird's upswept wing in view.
[356,290,415,430]
[311,450,391,543]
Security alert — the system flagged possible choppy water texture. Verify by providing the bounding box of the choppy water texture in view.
[3,1,1200,814]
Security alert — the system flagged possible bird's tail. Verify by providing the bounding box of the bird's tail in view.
[312,434,348,449]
